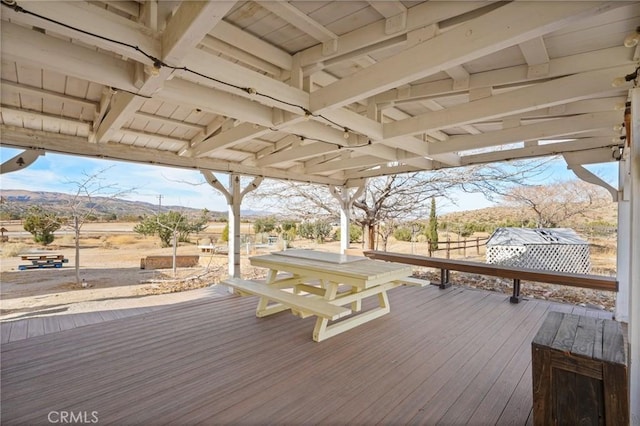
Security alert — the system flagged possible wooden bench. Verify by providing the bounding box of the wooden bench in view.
[364,250,618,304]
[223,278,352,321]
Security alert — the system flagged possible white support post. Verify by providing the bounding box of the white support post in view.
[201,171,262,280]
[616,154,630,323]
[228,174,242,278]
[339,208,350,254]
[329,183,365,254]
[629,88,640,425]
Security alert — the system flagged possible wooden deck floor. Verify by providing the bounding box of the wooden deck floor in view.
[0,284,612,425]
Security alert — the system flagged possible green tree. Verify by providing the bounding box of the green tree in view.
[253,216,277,234]
[280,220,297,244]
[428,197,438,251]
[298,220,332,243]
[23,206,62,245]
[221,223,229,242]
[134,210,208,248]
[134,210,208,277]
[334,225,363,243]
[393,227,412,242]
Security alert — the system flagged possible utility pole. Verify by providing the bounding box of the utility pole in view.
[157,194,163,212]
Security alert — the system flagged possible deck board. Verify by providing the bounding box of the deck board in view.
[1,286,613,425]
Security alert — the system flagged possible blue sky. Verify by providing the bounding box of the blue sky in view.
[0,147,619,214]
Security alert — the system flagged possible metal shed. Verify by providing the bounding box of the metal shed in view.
[486,228,590,274]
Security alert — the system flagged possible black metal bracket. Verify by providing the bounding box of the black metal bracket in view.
[439,269,451,289]
[510,278,521,303]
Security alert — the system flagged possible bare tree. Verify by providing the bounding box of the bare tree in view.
[135,210,208,277]
[247,160,549,250]
[64,167,132,286]
[500,179,612,227]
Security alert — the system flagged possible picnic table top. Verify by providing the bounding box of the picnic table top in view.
[250,250,412,289]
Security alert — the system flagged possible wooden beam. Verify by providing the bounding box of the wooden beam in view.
[199,35,282,77]
[96,1,235,143]
[519,36,550,66]
[209,21,292,71]
[258,2,338,53]
[0,125,343,186]
[298,1,491,68]
[157,79,274,127]
[368,0,407,34]
[374,46,634,105]
[256,141,338,167]
[133,112,205,133]
[161,1,236,66]
[1,80,97,111]
[0,107,91,134]
[384,66,631,139]
[310,1,618,111]
[428,111,621,155]
[192,124,271,158]
[368,1,406,19]
[178,49,309,113]
[2,1,159,64]
[1,21,136,92]
[459,137,617,165]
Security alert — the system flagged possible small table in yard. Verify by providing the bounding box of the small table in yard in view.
[226,249,422,342]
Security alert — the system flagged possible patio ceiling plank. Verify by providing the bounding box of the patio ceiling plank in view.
[310,1,618,112]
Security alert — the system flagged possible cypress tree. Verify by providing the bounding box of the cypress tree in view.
[428,197,438,251]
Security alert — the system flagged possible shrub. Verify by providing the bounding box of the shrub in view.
[393,227,412,242]
[0,242,30,258]
[334,225,363,243]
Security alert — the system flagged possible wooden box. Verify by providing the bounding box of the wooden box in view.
[532,312,628,426]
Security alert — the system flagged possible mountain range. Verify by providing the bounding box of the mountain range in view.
[0,190,267,219]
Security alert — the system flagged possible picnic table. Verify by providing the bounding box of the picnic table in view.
[224,249,426,342]
[18,253,68,270]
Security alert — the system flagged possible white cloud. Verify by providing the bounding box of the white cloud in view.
[1,149,228,211]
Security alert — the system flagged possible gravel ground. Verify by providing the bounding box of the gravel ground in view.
[0,226,617,320]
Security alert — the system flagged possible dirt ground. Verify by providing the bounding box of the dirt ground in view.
[0,223,618,320]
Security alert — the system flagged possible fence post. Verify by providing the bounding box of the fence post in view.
[463,238,466,257]
[476,237,480,255]
[446,235,450,259]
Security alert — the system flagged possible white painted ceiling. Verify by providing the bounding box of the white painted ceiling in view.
[1,1,638,186]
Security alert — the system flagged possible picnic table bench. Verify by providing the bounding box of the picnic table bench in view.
[224,250,426,342]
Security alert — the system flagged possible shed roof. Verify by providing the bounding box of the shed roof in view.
[486,227,588,246]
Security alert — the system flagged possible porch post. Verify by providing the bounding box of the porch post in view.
[201,171,262,279]
[629,87,639,423]
[329,184,365,254]
[228,174,241,278]
[616,154,630,323]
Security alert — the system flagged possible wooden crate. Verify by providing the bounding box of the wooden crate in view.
[532,312,628,426]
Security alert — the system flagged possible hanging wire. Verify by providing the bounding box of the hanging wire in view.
[2,0,366,140]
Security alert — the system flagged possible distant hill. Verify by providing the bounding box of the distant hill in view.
[439,201,617,231]
[1,189,617,230]
[0,189,231,220]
